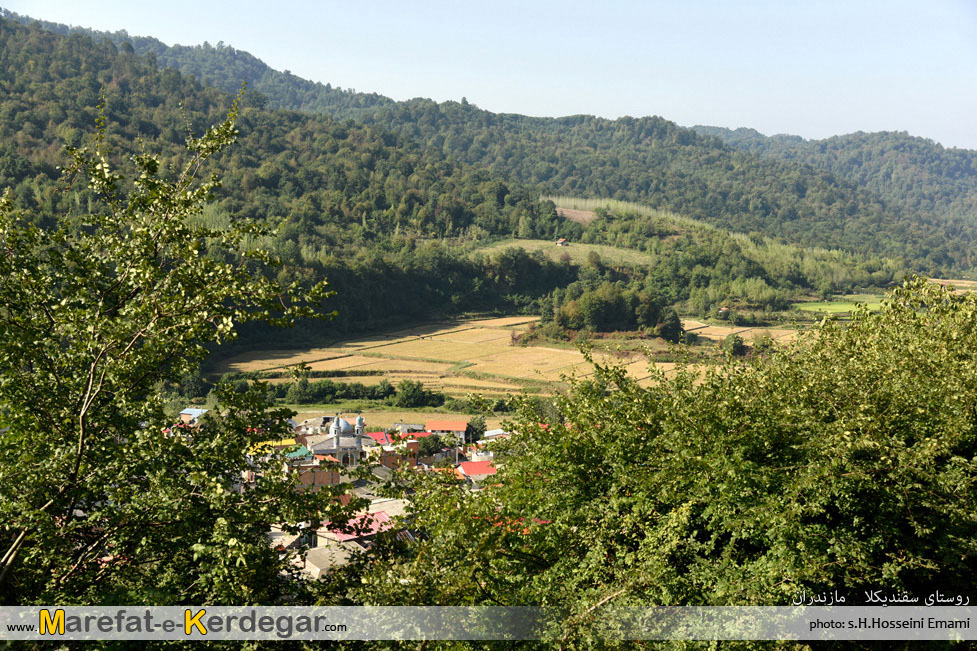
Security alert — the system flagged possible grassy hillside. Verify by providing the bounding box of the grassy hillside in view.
[474,238,655,268]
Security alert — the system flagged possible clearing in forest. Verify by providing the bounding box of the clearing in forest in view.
[473,239,653,267]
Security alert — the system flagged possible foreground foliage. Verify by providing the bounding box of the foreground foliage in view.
[0,101,352,605]
[346,278,977,645]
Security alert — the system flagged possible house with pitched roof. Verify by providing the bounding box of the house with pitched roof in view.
[457,460,498,489]
[426,420,467,439]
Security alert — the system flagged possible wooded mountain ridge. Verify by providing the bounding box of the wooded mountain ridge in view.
[694,124,977,229]
[4,8,976,272]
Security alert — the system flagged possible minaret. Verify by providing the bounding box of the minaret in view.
[355,413,365,436]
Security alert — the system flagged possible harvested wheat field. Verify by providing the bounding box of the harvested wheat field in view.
[690,325,755,341]
[930,278,977,294]
[429,327,515,345]
[467,316,541,327]
[216,348,343,373]
[215,315,799,400]
[348,359,455,373]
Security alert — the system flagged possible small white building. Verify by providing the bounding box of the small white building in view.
[426,420,467,439]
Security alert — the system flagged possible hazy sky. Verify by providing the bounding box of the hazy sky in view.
[6,0,977,149]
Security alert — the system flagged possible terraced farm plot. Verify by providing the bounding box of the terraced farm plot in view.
[349,359,455,373]
[750,328,798,342]
[304,355,385,371]
[682,321,799,344]
[466,316,540,328]
[467,347,614,381]
[216,348,344,373]
[440,377,525,391]
[930,278,977,293]
[377,339,508,362]
[682,319,709,331]
[429,327,515,345]
[690,325,754,341]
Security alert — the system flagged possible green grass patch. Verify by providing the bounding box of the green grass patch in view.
[471,238,653,268]
[792,294,884,314]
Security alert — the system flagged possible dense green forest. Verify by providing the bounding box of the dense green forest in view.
[5,8,977,271]
[695,124,977,230]
[0,16,908,355]
[0,9,395,119]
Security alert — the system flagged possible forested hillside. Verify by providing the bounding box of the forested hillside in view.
[0,17,573,344]
[0,8,393,119]
[3,15,905,355]
[5,8,976,271]
[695,125,977,230]
[5,12,977,634]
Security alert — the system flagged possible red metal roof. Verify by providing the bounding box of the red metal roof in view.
[320,511,393,542]
[459,460,497,477]
[364,431,393,445]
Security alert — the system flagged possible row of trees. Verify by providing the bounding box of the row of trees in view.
[544,283,683,341]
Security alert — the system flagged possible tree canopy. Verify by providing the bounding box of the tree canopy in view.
[0,99,354,606]
[342,278,977,645]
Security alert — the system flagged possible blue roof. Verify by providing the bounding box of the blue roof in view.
[285,445,312,459]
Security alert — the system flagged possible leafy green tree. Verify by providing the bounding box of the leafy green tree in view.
[722,333,746,356]
[0,101,352,605]
[464,415,486,444]
[176,371,210,398]
[416,434,450,458]
[392,379,426,408]
[346,279,977,645]
[655,307,683,343]
[285,377,315,404]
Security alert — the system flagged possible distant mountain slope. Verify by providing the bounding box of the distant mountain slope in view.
[0,8,393,119]
[348,100,973,270]
[0,16,563,246]
[694,125,977,225]
[4,9,976,271]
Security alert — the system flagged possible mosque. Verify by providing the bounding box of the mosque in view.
[302,414,373,467]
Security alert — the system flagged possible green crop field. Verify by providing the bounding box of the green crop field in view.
[792,294,884,314]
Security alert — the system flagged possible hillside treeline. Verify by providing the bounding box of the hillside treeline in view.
[5,9,976,271]
[695,125,977,231]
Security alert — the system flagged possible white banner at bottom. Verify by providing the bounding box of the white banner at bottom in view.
[0,606,973,641]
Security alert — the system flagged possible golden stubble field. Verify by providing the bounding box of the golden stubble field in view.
[681,320,799,344]
[213,316,690,399]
